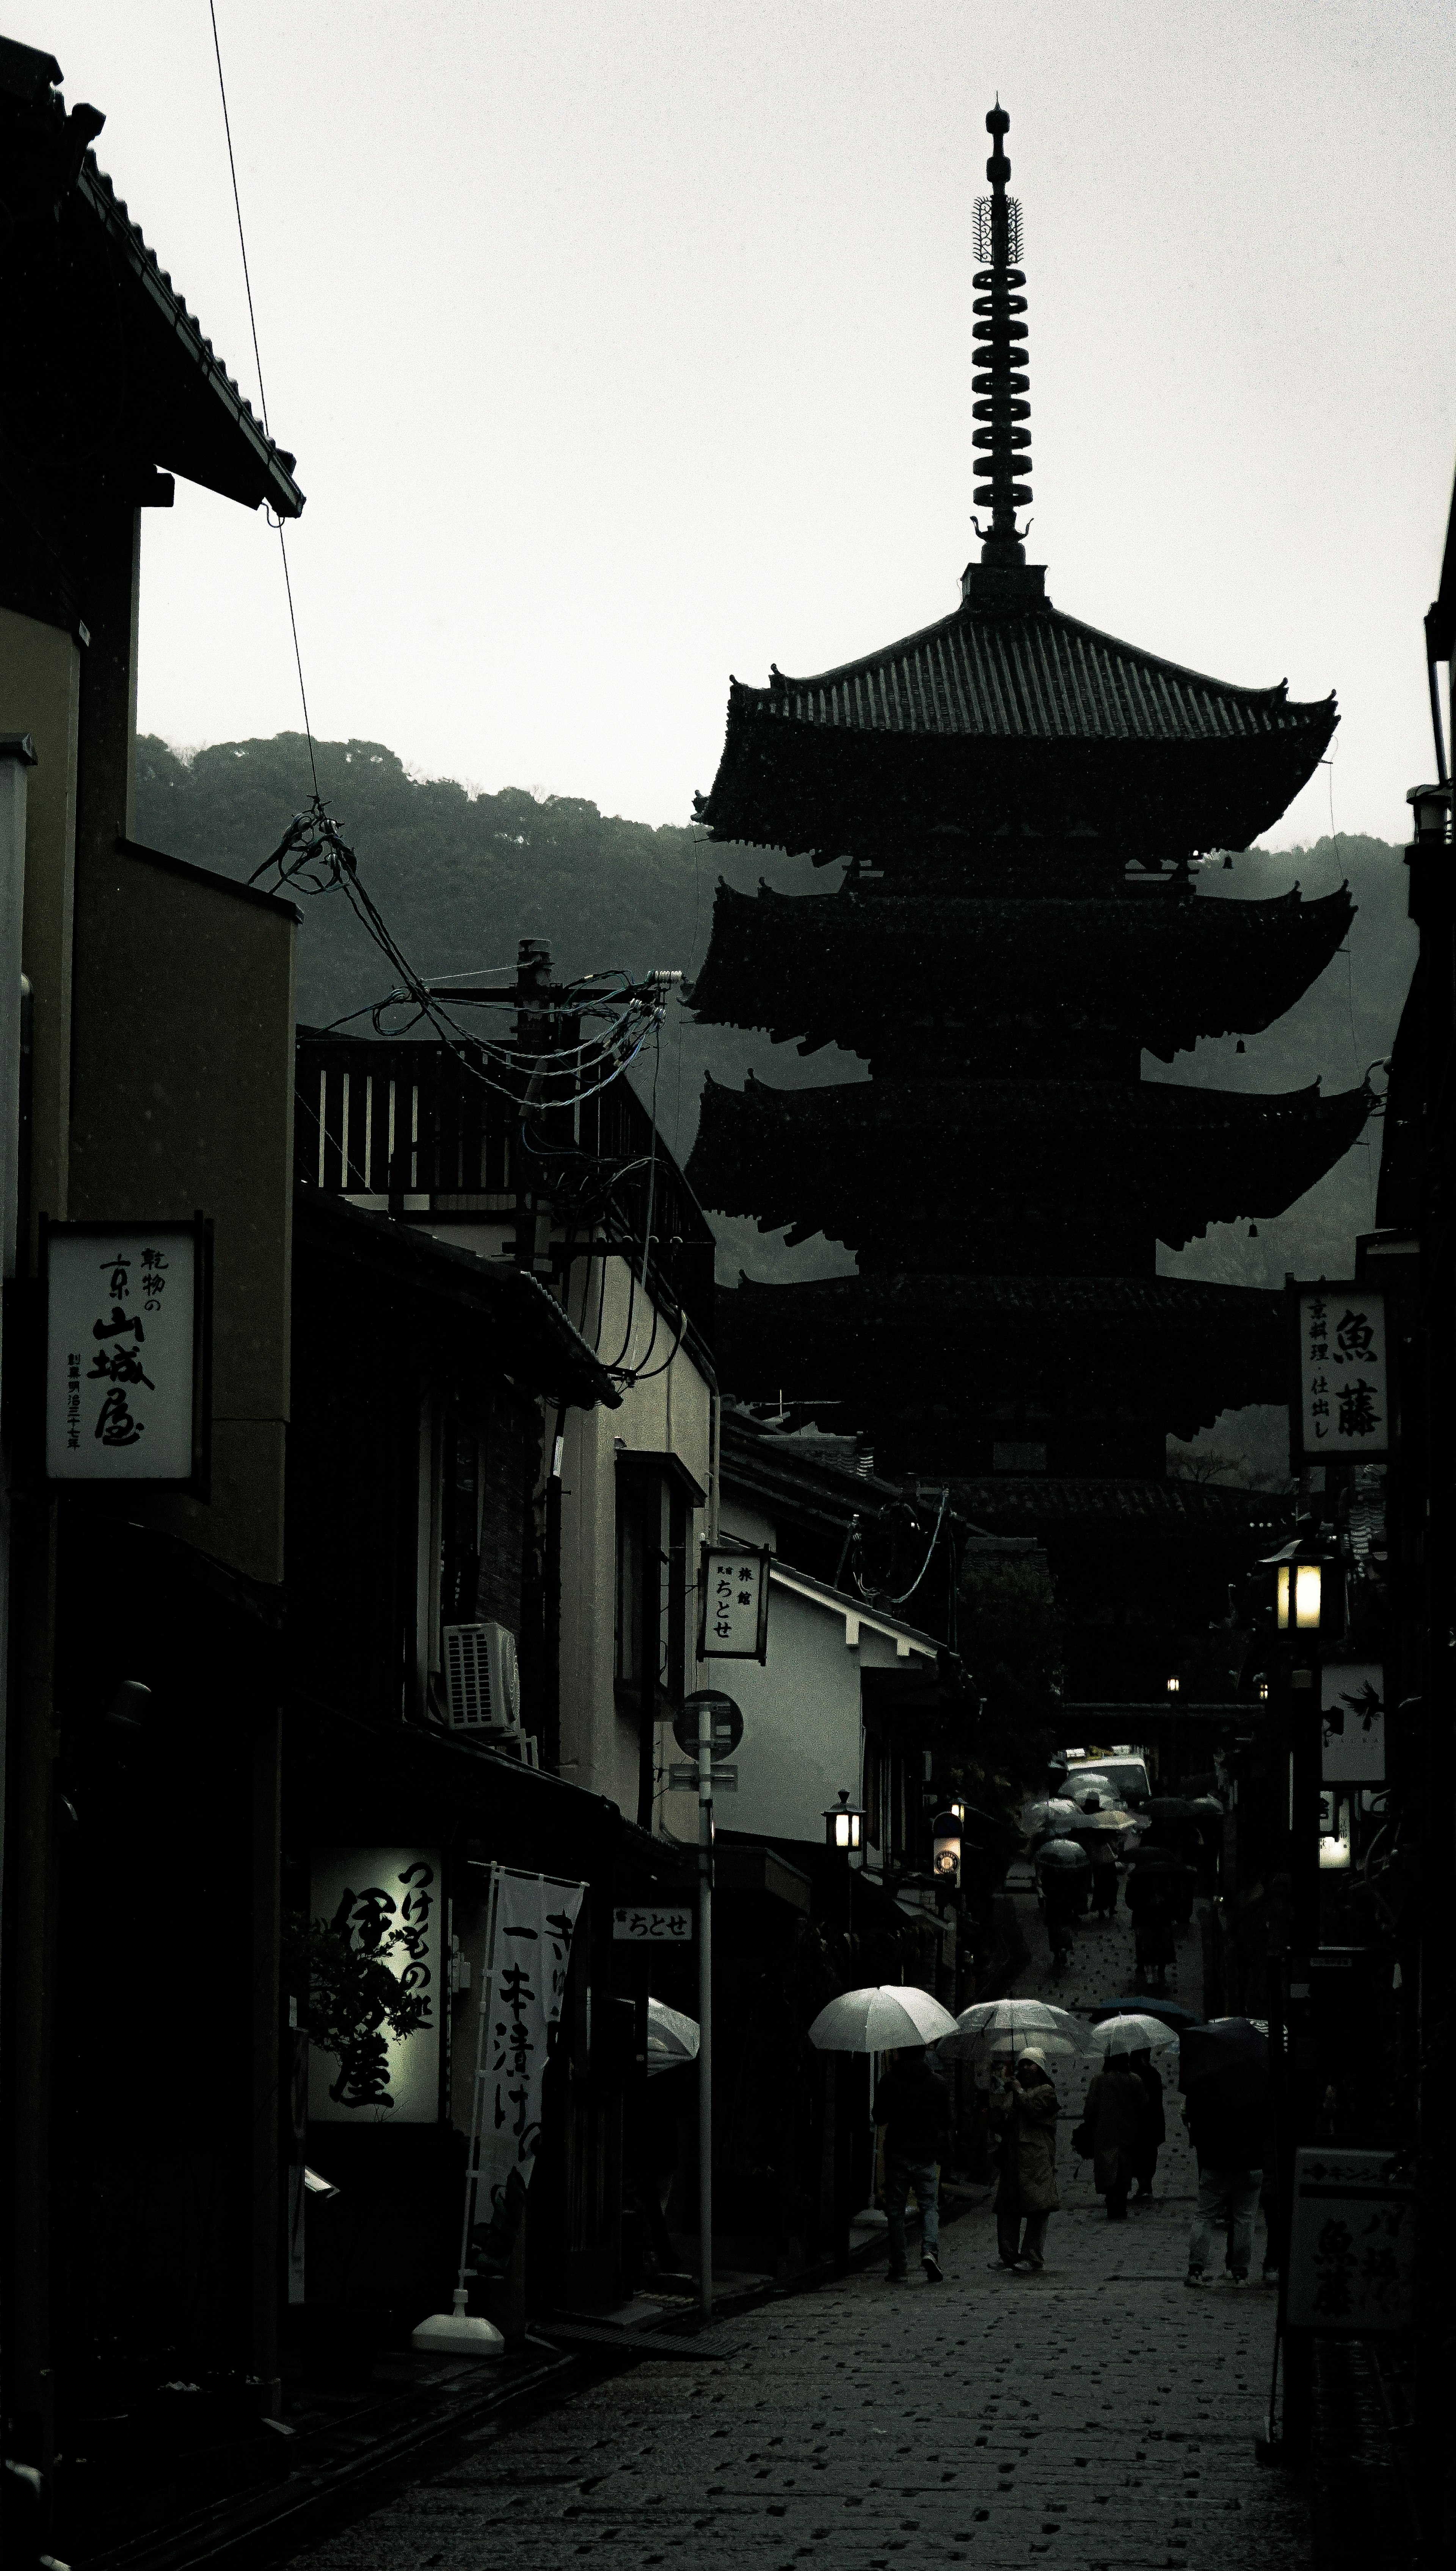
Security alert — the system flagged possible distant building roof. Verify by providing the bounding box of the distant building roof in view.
[689,1071,1372,1258]
[689,878,1356,1068]
[696,596,1337,858]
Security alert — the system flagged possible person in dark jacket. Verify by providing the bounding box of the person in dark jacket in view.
[988,2048,1061,2270]
[874,2045,952,2284]
[1183,2058,1268,2286]
[1075,2053,1147,2219]
[1127,2047,1166,2200]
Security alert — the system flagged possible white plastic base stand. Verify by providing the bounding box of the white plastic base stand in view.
[410,2286,504,2356]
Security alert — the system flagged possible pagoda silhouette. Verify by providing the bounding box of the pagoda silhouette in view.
[686,106,1370,1693]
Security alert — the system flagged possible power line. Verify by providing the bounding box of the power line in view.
[208,0,319,799]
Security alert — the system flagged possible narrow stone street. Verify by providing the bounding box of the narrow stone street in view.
[290,1883,1309,2571]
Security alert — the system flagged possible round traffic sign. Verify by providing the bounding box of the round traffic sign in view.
[673,1689,744,1762]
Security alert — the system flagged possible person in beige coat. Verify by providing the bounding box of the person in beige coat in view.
[988,2047,1061,2271]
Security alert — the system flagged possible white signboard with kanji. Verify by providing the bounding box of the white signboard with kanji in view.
[471,1869,586,2226]
[46,1220,204,1482]
[697,1543,771,1661]
[1287,2148,1415,2332]
[1321,1665,1386,1783]
[613,1904,693,1943]
[1292,1285,1390,1462]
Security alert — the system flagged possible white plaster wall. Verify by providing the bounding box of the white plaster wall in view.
[556,1249,712,1814]
[659,1583,921,1852]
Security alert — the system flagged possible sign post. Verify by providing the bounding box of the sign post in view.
[698,1691,713,2319]
[674,1688,744,2320]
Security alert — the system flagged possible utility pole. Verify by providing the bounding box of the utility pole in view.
[697,1692,713,2318]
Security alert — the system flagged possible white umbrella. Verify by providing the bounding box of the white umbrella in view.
[938,1997,1087,2062]
[1020,1795,1080,1838]
[1085,2012,1180,2056]
[807,1985,959,2053]
[646,1996,699,2076]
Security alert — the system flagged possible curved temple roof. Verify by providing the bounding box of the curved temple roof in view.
[688,1071,1372,1257]
[690,877,1356,1066]
[697,599,1337,858]
[714,1270,1289,1448]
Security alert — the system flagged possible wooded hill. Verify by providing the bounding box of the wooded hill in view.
[136,730,1416,1300]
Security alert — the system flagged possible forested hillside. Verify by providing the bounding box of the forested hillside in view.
[135,732,1417,1305]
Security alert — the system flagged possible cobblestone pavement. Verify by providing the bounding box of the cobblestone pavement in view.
[292,1886,1309,2571]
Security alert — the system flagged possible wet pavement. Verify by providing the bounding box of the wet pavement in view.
[289,1882,1309,2571]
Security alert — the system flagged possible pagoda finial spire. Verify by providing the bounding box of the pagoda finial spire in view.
[970,101,1032,571]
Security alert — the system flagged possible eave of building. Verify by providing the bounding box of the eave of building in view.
[689,878,1356,1061]
[695,598,1336,857]
[714,1271,1288,1442]
[687,1071,1372,1247]
[767,1561,940,1660]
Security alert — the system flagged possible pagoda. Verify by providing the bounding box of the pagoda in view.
[685,108,1369,1688]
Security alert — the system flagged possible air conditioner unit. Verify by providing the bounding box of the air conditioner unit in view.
[442,1623,520,1734]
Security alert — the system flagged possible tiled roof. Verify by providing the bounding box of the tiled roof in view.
[688,1071,1372,1253]
[714,1270,1288,1443]
[689,878,1356,1065]
[75,150,306,517]
[756,603,1333,749]
[943,1476,1295,1534]
[695,591,1337,856]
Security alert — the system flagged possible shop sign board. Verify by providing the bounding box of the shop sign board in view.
[613,1904,693,1942]
[309,1846,443,2123]
[44,1217,210,1486]
[1288,1282,1391,1463]
[697,1543,771,1660]
[1287,2149,1415,2332]
[1321,1665,1385,1783]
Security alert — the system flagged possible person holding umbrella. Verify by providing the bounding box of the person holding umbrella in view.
[1073,2048,1148,2220]
[1127,2048,1166,2201]
[1179,2018,1269,2287]
[873,2045,952,2285]
[988,2047,1062,2271]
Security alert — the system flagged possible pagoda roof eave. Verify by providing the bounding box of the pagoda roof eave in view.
[696,597,1336,856]
[686,1073,1372,1247]
[712,1271,1288,1444]
[688,877,1356,1059]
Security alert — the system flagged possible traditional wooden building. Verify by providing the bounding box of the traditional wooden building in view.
[686,105,1362,1693]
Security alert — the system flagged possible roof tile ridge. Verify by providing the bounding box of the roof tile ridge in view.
[1045,604,1333,716]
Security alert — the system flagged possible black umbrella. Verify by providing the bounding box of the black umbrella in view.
[1179,2017,1268,2086]
[1144,1797,1201,1825]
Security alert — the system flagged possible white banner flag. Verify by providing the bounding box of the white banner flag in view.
[471,1869,586,2227]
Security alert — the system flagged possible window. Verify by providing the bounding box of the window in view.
[440,1413,482,1626]
[612,1453,703,1716]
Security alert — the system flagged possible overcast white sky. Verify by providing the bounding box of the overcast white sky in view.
[14,0,1456,839]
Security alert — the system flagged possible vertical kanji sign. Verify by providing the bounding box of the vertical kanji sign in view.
[696,1542,771,1662]
[1290,1282,1391,1464]
[44,1217,210,1486]
[471,1869,587,2229]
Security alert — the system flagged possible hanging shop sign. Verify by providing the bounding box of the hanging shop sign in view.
[44,1216,210,1487]
[1288,1282,1391,1464]
[469,1867,587,2229]
[1287,2148,1415,2332]
[308,1846,443,2123]
[1320,1665,1385,1784]
[697,1544,771,1661]
[613,1903,693,1942]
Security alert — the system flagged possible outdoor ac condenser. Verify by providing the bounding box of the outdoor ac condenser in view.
[441,1622,521,1734]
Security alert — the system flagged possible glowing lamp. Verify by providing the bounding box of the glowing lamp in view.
[824,1790,864,1853]
[931,1808,963,1886]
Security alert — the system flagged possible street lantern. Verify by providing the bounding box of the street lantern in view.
[1407,781,1452,842]
[824,1789,864,1853]
[1165,1674,1181,1697]
[931,1807,963,1886]
[1266,1538,1324,1636]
